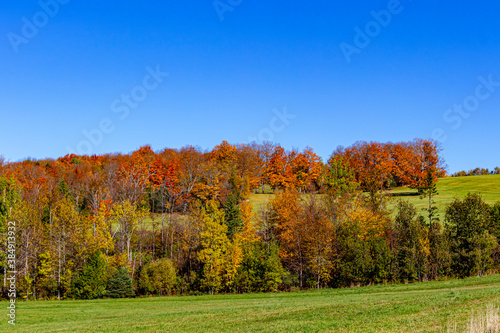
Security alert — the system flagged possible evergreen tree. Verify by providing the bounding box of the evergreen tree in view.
[72,251,108,299]
[58,179,71,198]
[393,201,427,282]
[0,177,20,232]
[419,168,439,226]
[106,266,135,298]
[223,193,244,240]
[325,156,358,196]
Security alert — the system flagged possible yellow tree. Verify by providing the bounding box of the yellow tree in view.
[109,200,148,265]
[223,237,243,291]
[197,201,243,293]
[88,201,114,254]
[51,197,83,299]
[198,201,228,294]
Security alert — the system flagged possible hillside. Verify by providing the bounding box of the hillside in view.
[389,174,500,221]
[249,174,500,221]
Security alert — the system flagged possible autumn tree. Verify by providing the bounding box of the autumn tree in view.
[265,146,296,190]
[197,201,242,294]
[269,189,306,286]
[236,200,287,292]
[51,197,83,299]
[109,200,148,265]
[291,147,322,192]
[0,177,20,295]
[252,141,276,194]
[302,194,333,288]
[235,144,263,196]
[138,258,177,295]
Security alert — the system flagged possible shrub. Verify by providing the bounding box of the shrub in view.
[138,258,177,295]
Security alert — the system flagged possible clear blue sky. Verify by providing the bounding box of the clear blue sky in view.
[1,1,499,173]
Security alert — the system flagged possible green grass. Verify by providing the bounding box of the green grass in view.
[248,193,274,212]
[388,174,500,221]
[248,175,500,220]
[4,274,500,332]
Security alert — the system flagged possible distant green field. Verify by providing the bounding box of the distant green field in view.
[249,175,500,221]
[4,274,500,332]
[388,174,500,221]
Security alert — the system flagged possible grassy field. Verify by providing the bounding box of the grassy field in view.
[4,274,500,332]
[249,175,500,221]
[388,174,500,221]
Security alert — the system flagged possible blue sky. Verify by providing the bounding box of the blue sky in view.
[1,1,499,173]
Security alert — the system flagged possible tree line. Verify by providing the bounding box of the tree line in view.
[452,167,500,177]
[1,138,498,299]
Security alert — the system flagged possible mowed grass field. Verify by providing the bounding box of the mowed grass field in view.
[249,175,500,221]
[388,174,500,221]
[4,274,500,332]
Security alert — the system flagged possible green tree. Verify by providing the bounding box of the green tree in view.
[58,179,72,201]
[325,156,358,196]
[427,221,451,280]
[419,168,439,226]
[393,201,427,282]
[235,241,287,292]
[332,222,373,287]
[488,202,500,240]
[446,193,496,277]
[107,266,135,298]
[0,177,20,230]
[72,251,108,299]
[223,193,244,240]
